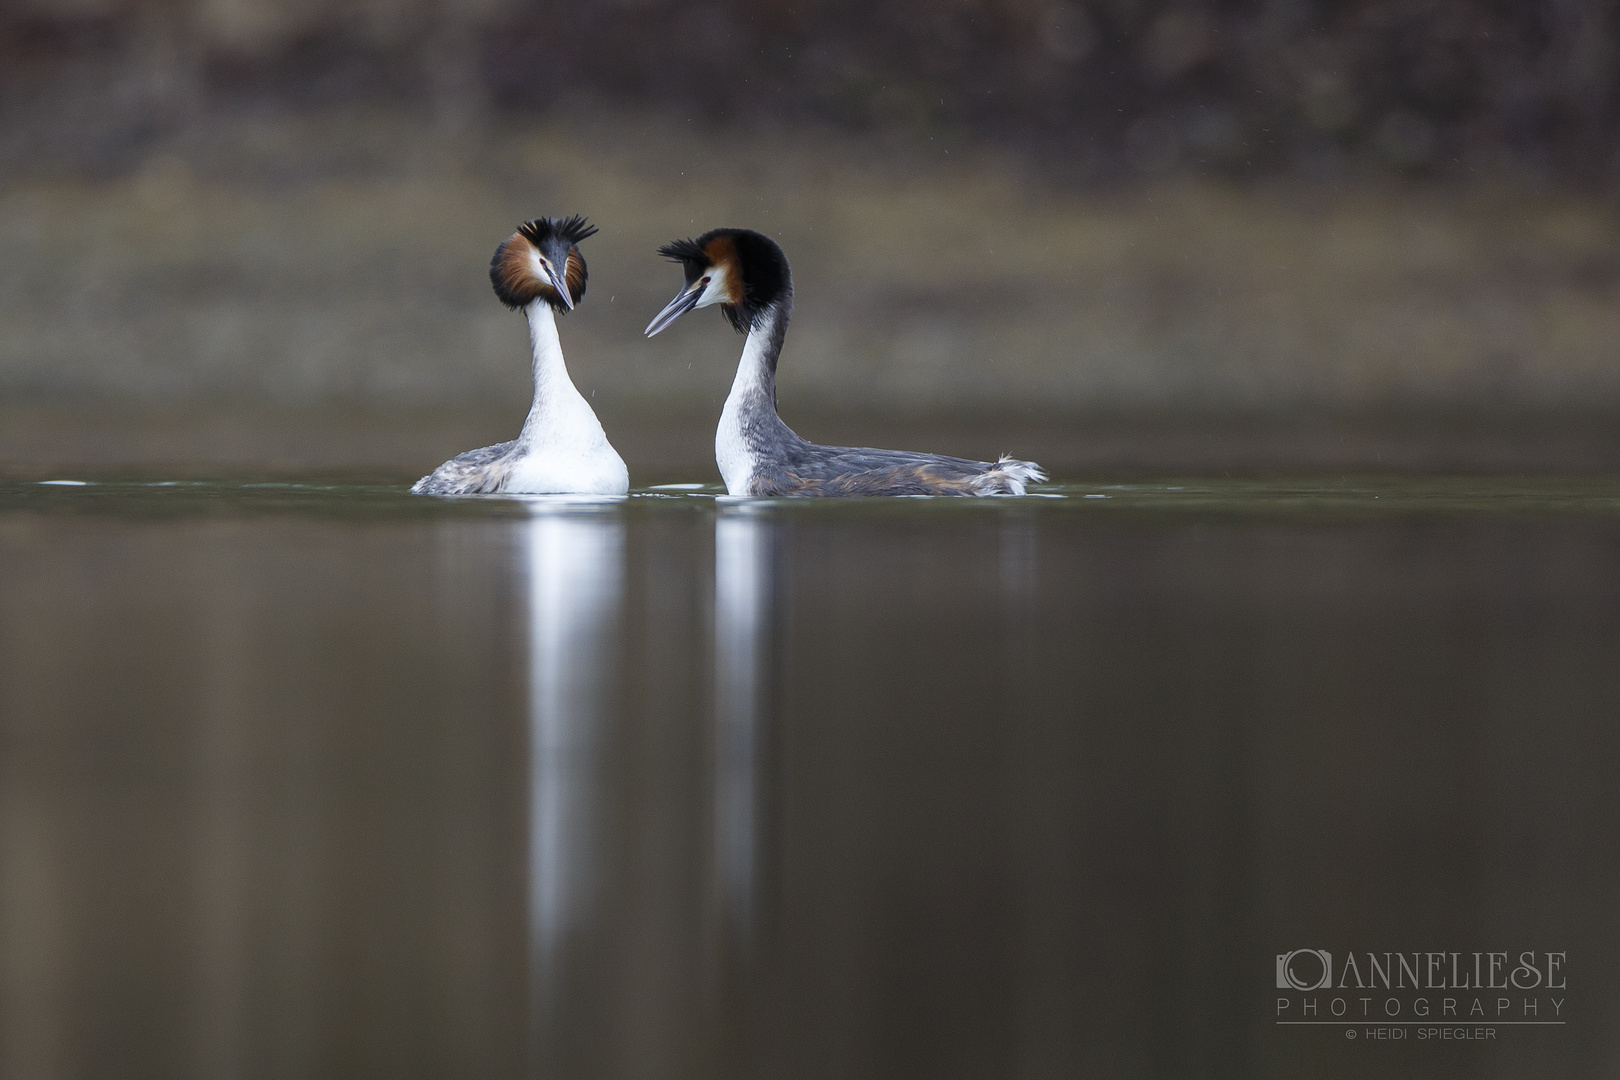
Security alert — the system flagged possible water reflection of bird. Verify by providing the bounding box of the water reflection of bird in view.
[645,228,1044,497]
[413,216,629,495]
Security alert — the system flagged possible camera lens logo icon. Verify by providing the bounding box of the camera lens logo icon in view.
[1276,950,1333,991]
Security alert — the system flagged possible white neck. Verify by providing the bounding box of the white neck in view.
[518,300,593,448]
[493,300,628,495]
[716,309,780,496]
[726,311,777,408]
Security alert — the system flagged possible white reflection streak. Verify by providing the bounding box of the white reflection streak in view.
[527,503,623,996]
[714,510,769,939]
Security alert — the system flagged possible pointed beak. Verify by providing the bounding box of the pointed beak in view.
[545,263,574,311]
[644,280,705,337]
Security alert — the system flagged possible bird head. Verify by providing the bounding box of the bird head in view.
[645,228,790,336]
[490,215,597,313]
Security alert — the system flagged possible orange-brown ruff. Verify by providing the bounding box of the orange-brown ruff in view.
[645,227,1044,497]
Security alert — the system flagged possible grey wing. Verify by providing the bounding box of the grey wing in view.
[754,445,1038,496]
[410,441,517,495]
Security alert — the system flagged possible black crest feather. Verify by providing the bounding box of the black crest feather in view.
[657,238,709,276]
[518,214,598,248]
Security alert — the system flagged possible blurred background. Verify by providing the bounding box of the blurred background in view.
[3,0,1620,477]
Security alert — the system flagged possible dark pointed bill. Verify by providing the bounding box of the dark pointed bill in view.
[644,284,703,337]
[544,263,574,310]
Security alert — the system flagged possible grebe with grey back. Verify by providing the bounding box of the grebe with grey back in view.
[645,228,1044,497]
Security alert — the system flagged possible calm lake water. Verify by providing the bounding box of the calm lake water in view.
[1,476,1617,1080]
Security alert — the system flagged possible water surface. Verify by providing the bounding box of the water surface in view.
[1,476,1616,1080]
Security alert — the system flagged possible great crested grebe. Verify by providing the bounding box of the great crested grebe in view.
[645,228,1044,497]
[412,216,629,496]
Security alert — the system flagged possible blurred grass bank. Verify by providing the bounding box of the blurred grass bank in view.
[3,112,1620,479]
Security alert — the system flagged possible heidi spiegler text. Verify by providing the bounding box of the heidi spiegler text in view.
[1349,1027,1498,1042]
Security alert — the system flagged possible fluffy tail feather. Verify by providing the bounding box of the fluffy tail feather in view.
[971,454,1047,496]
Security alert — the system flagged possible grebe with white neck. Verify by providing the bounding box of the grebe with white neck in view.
[645,228,1044,497]
[413,216,628,496]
